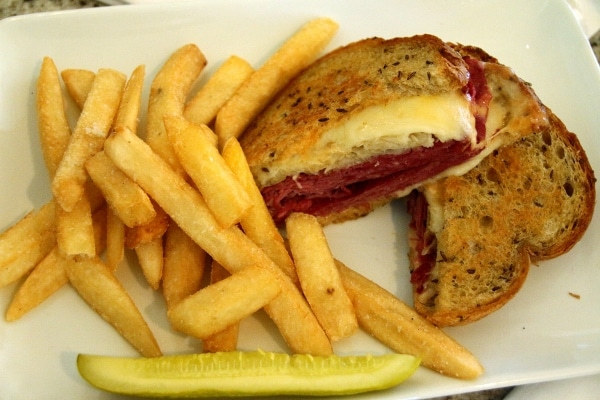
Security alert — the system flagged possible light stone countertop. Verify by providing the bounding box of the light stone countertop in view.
[1,1,598,400]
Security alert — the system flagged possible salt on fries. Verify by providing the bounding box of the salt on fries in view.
[0,17,484,382]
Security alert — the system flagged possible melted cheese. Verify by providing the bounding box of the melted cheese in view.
[314,92,476,170]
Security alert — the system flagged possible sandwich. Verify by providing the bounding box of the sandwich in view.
[240,34,548,225]
[406,110,596,327]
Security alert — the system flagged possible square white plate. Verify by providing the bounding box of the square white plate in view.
[1,0,599,398]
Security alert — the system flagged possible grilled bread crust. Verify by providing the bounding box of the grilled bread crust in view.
[240,34,470,189]
[324,59,549,226]
[412,111,596,326]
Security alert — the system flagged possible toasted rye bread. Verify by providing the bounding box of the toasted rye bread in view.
[240,34,471,189]
[409,111,596,326]
[240,35,548,226]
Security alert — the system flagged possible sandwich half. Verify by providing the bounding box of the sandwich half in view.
[406,111,596,327]
[240,34,547,224]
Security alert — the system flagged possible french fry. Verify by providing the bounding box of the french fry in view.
[162,222,207,309]
[222,137,297,284]
[0,202,56,289]
[214,18,338,146]
[37,56,72,177]
[146,44,206,174]
[134,237,164,291]
[85,150,156,228]
[336,260,484,380]
[55,191,96,256]
[113,65,145,133]
[286,213,357,341]
[61,69,96,109]
[164,115,251,227]
[105,208,125,272]
[124,201,169,249]
[184,55,254,126]
[168,265,281,339]
[202,260,240,353]
[64,254,162,357]
[52,68,126,212]
[5,207,108,321]
[104,128,332,355]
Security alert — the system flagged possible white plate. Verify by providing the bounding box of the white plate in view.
[1,0,599,398]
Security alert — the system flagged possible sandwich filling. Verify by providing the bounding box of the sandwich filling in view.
[262,58,491,223]
[406,189,437,301]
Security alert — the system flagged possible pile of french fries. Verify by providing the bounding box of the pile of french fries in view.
[0,18,483,380]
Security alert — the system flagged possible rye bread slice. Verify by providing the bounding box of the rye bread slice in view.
[409,111,596,327]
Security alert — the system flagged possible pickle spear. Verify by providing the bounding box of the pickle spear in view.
[77,350,420,397]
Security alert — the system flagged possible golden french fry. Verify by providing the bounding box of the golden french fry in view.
[146,44,206,174]
[124,202,169,249]
[37,56,72,177]
[0,202,56,289]
[105,208,125,272]
[168,265,281,339]
[104,128,332,355]
[184,55,254,126]
[164,115,251,227]
[215,18,338,146]
[55,191,96,256]
[286,213,357,341]
[222,137,297,284]
[85,150,156,228]
[336,260,484,380]
[64,254,162,357]
[113,65,145,133]
[61,69,96,109]
[162,222,207,309]
[135,237,164,290]
[52,68,126,212]
[5,207,108,321]
[5,247,67,322]
[202,260,240,353]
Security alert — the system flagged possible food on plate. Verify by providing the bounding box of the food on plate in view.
[222,137,298,285]
[5,207,107,321]
[65,254,162,357]
[104,126,334,356]
[37,57,72,177]
[215,17,339,147]
[162,222,207,310]
[0,201,56,289]
[51,68,125,213]
[76,351,420,397]
[240,34,547,225]
[145,43,207,176]
[406,111,596,326]
[165,115,252,228]
[167,265,281,340]
[286,212,358,341]
[201,261,240,353]
[184,55,254,126]
[337,260,484,379]
[61,68,96,109]
[105,208,125,272]
[85,151,157,228]
[1,21,501,393]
